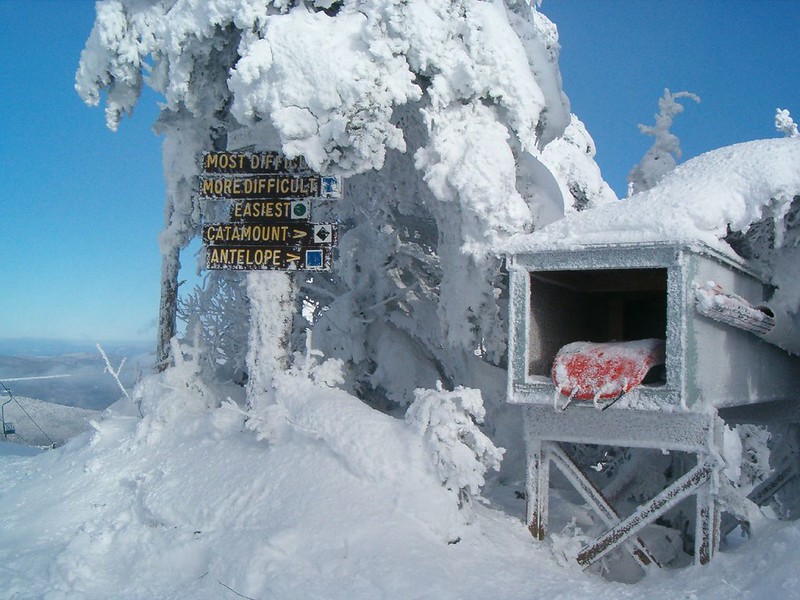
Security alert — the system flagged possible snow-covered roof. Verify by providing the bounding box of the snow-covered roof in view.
[507,137,800,255]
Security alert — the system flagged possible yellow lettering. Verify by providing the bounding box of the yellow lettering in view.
[204,153,219,171]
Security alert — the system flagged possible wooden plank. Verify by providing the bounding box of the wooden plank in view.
[202,151,311,174]
[526,440,549,540]
[547,443,660,569]
[205,245,332,271]
[203,222,337,247]
[200,174,342,200]
[522,404,713,452]
[695,484,721,565]
[576,460,714,567]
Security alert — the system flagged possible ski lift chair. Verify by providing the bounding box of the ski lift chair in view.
[1,396,14,436]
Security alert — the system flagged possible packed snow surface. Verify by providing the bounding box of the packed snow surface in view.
[507,137,800,253]
[2,366,799,598]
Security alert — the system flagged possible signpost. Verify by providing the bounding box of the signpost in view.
[198,151,341,272]
[194,150,341,402]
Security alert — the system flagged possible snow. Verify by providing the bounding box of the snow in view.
[1,366,799,598]
[507,137,800,253]
[62,1,800,596]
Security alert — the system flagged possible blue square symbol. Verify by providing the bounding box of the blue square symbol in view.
[306,249,323,268]
[321,177,336,194]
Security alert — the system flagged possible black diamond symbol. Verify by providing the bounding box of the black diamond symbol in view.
[316,227,330,242]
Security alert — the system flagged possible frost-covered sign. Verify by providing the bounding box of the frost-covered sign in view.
[228,199,311,222]
[202,151,311,174]
[205,245,333,271]
[203,223,338,247]
[199,151,340,271]
[200,174,342,200]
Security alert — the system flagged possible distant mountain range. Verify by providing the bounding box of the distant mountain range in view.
[0,338,154,411]
[0,338,152,357]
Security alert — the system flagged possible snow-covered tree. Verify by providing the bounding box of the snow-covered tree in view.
[776,108,799,138]
[540,114,618,213]
[76,0,613,415]
[406,382,503,505]
[627,88,700,196]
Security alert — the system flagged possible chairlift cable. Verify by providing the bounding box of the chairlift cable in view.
[0,380,56,447]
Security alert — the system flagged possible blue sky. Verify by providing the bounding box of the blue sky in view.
[0,0,798,345]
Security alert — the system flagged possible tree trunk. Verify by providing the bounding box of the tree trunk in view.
[156,243,180,372]
[245,270,295,404]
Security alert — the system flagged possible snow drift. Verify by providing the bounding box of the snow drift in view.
[2,361,800,598]
[508,137,800,253]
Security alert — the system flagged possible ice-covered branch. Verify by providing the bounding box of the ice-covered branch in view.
[628,88,700,195]
[775,108,799,138]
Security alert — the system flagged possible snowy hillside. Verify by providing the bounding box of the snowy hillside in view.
[1,358,799,598]
[0,396,98,448]
[0,340,152,411]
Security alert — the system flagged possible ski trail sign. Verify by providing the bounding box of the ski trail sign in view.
[198,151,340,272]
[203,222,338,247]
[205,245,333,271]
[199,174,342,200]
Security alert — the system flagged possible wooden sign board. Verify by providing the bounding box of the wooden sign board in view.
[229,199,311,221]
[203,151,311,174]
[205,245,333,271]
[203,222,338,247]
[200,174,342,200]
[198,150,340,272]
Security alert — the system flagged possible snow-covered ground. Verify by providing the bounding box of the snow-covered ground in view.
[1,358,798,599]
[0,395,98,447]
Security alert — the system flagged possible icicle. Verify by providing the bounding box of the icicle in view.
[554,387,576,412]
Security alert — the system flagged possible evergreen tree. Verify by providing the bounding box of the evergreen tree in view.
[76,0,613,413]
[627,88,700,196]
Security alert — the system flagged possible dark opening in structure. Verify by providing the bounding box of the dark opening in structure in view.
[528,268,668,377]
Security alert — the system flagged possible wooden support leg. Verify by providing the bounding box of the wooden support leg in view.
[577,459,714,567]
[696,482,721,565]
[526,439,550,540]
[547,443,660,569]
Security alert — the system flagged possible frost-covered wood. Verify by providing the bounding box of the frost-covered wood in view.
[576,459,715,567]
